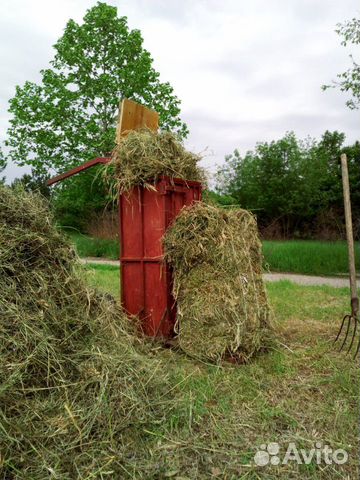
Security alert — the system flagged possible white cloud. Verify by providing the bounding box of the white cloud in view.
[0,0,359,182]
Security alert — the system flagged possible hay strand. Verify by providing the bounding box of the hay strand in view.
[106,128,205,195]
[0,185,172,478]
[163,202,273,362]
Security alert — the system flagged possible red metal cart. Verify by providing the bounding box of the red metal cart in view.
[47,99,202,338]
[120,176,202,336]
[48,159,202,337]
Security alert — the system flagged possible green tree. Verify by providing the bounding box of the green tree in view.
[202,190,238,207]
[216,133,314,223]
[0,147,6,184]
[11,170,51,198]
[323,18,360,109]
[216,131,360,238]
[6,2,187,175]
[0,147,6,169]
[52,167,112,230]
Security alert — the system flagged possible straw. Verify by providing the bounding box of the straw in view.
[163,202,273,361]
[0,185,173,478]
[105,128,205,196]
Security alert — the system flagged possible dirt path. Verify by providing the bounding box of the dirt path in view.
[81,257,354,288]
[263,272,352,288]
[81,257,120,267]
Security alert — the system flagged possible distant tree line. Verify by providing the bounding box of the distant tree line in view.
[11,130,360,240]
[215,131,360,239]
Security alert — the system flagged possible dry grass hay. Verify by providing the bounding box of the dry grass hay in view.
[0,185,173,478]
[163,202,273,362]
[106,128,205,195]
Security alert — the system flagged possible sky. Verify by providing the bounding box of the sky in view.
[0,0,359,182]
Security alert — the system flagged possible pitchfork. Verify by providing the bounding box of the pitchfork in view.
[334,153,360,357]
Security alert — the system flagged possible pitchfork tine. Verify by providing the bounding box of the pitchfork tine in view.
[347,316,358,354]
[334,315,348,345]
[354,321,360,358]
[336,154,359,360]
[339,315,351,352]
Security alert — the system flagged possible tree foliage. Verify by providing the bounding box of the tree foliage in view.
[0,147,6,171]
[216,131,360,238]
[0,147,6,184]
[52,167,112,230]
[6,2,187,175]
[11,171,51,199]
[323,17,360,109]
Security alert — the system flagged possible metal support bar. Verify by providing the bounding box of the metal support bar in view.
[47,157,111,186]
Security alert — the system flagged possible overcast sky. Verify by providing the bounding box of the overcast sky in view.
[0,0,359,181]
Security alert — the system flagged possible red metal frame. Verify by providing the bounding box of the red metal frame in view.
[120,176,202,337]
[47,157,110,186]
[47,160,202,338]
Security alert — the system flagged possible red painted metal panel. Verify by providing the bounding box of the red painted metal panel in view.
[47,157,202,339]
[120,188,143,258]
[47,157,110,186]
[120,176,202,338]
[121,263,144,316]
[143,188,165,258]
[144,263,170,336]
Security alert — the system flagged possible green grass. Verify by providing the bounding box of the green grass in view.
[83,264,120,298]
[83,264,359,478]
[71,233,359,276]
[66,232,119,259]
[263,240,359,276]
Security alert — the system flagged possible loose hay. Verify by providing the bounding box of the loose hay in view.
[0,185,172,478]
[106,128,205,195]
[164,202,273,362]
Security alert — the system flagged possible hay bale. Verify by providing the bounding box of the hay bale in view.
[0,185,171,478]
[163,202,273,362]
[107,128,205,194]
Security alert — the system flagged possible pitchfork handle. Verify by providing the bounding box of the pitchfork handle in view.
[341,153,358,311]
[351,297,359,318]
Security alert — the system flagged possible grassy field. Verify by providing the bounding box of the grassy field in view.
[83,263,359,479]
[72,233,358,276]
[263,240,359,276]
[83,263,120,297]
[67,232,119,259]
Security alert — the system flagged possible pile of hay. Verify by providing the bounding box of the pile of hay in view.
[107,129,205,194]
[0,185,171,478]
[164,202,272,362]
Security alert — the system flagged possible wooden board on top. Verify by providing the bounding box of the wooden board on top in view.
[116,98,159,143]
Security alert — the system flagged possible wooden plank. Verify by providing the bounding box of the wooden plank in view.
[47,100,159,186]
[116,98,159,143]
